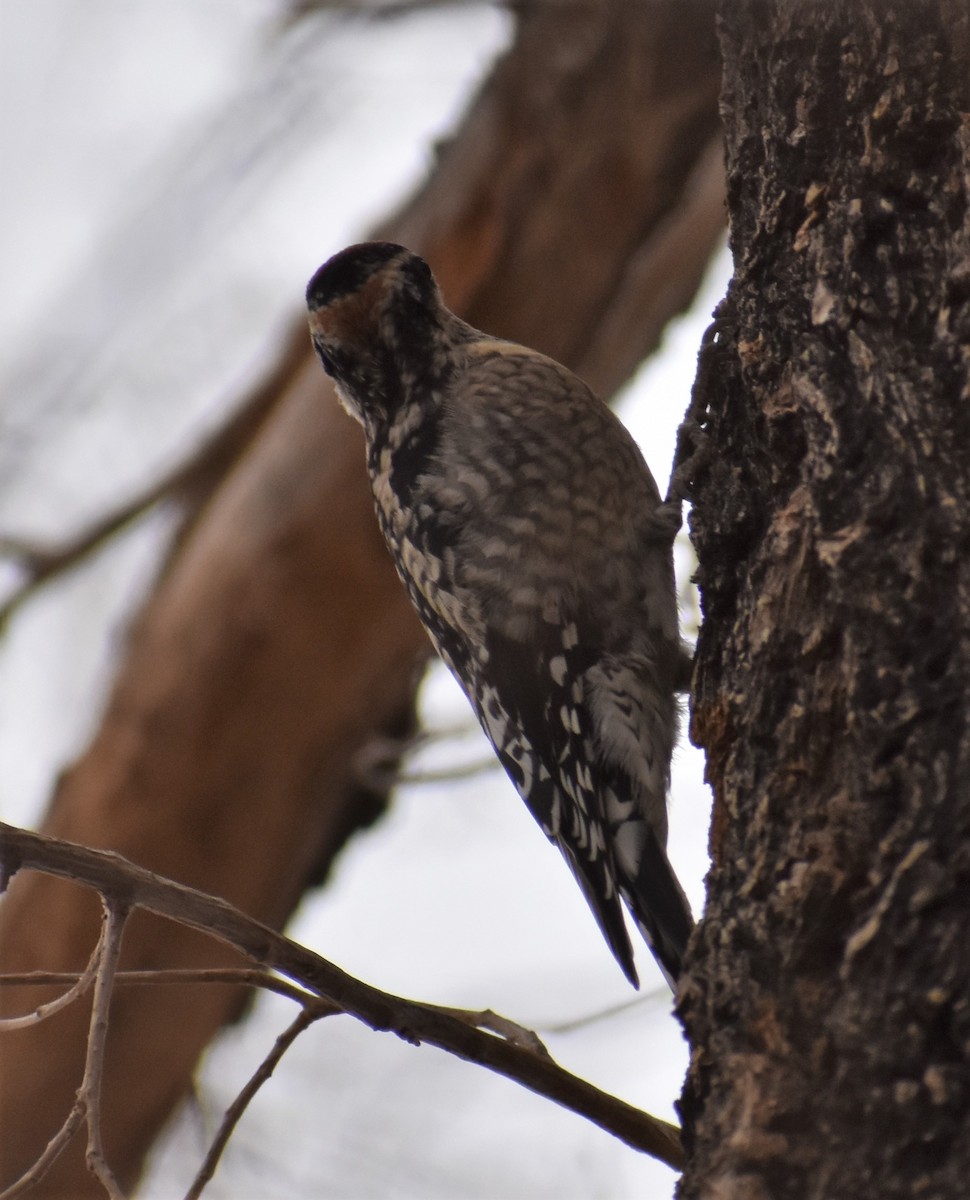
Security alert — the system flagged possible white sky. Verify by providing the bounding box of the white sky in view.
[0,4,729,1197]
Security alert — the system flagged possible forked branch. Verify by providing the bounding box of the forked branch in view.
[0,820,684,1199]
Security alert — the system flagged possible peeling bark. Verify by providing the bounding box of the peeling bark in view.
[0,2,724,1194]
[680,3,970,1196]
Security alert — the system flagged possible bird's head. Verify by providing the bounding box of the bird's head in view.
[306,242,447,430]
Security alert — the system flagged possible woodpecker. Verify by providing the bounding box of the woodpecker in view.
[306,242,694,988]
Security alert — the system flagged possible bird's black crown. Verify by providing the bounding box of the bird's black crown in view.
[307,242,415,311]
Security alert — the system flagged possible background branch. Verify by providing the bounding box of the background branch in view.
[0,325,309,631]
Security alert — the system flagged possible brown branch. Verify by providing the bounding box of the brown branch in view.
[182,1006,327,1200]
[0,968,317,1008]
[0,1107,87,1200]
[79,902,128,1199]
[0,822,686,1172]
[0,925,105,1032]
[1,902,134,1200]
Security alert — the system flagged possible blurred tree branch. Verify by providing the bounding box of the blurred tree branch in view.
[0,326,309,632]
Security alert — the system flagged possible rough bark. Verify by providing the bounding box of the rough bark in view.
[0,2,724,1195]
[680,3,970,1197]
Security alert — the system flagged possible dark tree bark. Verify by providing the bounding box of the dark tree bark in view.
[0,3,724,1194]
[680,2,970,1196]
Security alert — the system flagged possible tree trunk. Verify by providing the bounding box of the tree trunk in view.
[680,2,970,1196]
[0,3,724,1194]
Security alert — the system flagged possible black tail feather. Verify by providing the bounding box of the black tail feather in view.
[560,843,641,988]
[623,828,695,989]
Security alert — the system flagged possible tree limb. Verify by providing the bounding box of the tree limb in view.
[0,821,685,1175]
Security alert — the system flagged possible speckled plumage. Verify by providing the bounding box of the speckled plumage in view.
[307,242,693,987]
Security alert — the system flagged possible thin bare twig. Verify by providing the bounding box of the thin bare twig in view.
[80,900,129,1199]
[0,968,317,1008]
[0,921,106,1031]
[0,964,328,1200]
[370,756,500,791]
[0,821,685,1171]
[542,991,667,1036]
[0,1106,87,1199]
[0,902,138,1199]
[183,1004,331,1200]
[353,722,498,792]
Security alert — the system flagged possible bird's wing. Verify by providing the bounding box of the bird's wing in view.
[471,614,640,987]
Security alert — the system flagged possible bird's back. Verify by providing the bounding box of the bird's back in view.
[392,340,692,985]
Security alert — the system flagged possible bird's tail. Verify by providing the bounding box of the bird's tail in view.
[622,828,695,990]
